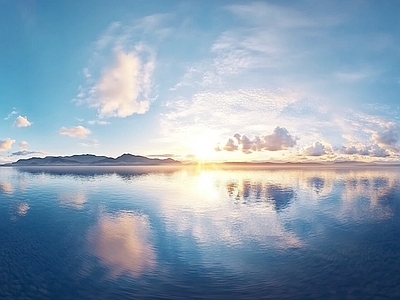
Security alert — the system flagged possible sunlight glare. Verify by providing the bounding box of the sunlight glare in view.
[192,136,217,162]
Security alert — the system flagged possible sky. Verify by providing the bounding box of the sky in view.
[1,0,400,163]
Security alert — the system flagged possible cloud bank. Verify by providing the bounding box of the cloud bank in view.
[342,144,389,158]
[218,127,297,154]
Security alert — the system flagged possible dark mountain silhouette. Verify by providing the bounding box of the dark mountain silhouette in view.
[9,153,181,166]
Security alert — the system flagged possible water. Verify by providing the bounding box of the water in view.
[1,166,400,299]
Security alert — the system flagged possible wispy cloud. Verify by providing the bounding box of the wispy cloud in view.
[10,150,45,157]
[19,141,28,149]
[335,69,379,83]
[88,120,110,125]
[59,126,91,139]
[4,109,17,120]
[79,139,99,148]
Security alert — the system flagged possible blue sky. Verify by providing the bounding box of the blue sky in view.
[1,0,400,163]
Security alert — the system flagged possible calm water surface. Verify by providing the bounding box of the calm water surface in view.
[1,166,400,299]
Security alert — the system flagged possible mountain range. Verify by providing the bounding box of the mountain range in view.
[6,154,181,166]
[2,154,400,167]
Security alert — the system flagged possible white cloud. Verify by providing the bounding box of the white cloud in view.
[76,18,162,119]
[262,127,297,151]
[373,123,400,147]
[304,141,327,156]
[89,50,154,118]
[341,144,390,157]
[160,89,302,157]
[0,138,15,151]
[369,144,390,157]
[19,141,28,149]
[220,127,297,154]
[13,115,32,128]
[342,145,359,155]
[222,138,238,152]
[59,126,91,139]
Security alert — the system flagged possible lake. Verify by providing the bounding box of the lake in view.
[1,166,400,299]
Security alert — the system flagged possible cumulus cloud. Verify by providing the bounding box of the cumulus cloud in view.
[59,126,91,139]
[263,127,297,150]
[219,127,297,154]
[369,144,390,157]
[222,138,239,151]
[373,123,400,147]
[13,115,32,128]
[342,145,359,155]
[90,49,155,118]
[304,141,326,156]
[341,144,390,158]
[0,138,15,151]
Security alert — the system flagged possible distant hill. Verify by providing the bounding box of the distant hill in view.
[8,154,181,166]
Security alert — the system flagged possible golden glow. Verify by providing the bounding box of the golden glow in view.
[190,133,219,162]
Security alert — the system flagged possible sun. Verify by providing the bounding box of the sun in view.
[192,137,217,162]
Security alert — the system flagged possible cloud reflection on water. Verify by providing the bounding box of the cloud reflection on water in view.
[0,181,13,194]
[133,170,303,250]
[87,211,156,278]
[16,202,29,216]
[12,166,400,268]
[59,193,87,210]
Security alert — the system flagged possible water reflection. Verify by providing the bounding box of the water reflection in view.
[2,166,400,298]
[87,212,156,277]
[308,177,325,194]
[16,166,180,178]
[225,179,295,211]
[16,202,29,216]
[129,170,304,253]
[59,193,87,209]
[0,181,13,194]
